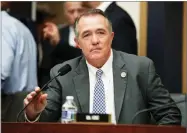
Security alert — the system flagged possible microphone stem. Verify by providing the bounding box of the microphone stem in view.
[131,100,185,124]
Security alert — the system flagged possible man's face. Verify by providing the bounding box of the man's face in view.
[75,15,114,64]
[64,2,85,26]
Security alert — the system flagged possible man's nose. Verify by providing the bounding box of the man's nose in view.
[73,11,79,19]
[91,34,99,45]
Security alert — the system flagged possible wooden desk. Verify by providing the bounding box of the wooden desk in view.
[2,122,186,133]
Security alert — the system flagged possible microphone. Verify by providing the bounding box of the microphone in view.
[131,99,186,124]
[16,64,72,122]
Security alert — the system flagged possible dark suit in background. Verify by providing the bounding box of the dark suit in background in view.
[51,26,82,66]
[38,50,181,124]
[105,2,137,55]
[39,26,82,86]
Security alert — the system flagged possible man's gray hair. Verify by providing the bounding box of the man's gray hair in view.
[74,9,113,37]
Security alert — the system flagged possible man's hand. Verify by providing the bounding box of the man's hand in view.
[43,22,60,46]
[24,87,48,120]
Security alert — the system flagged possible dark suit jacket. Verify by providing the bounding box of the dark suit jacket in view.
[105,2,137,55]
[38,49,181,124]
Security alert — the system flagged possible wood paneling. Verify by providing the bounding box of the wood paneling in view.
[139,2,148,56]
[182,2,187,93]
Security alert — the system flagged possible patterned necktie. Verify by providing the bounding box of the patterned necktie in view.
[93,69,106,114]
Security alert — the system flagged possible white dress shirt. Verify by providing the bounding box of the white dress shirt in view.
[86,50,116,124]
[68,26,76,47]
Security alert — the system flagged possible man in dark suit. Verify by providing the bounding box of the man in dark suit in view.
[23,9,181,124]
[83,2,137,55]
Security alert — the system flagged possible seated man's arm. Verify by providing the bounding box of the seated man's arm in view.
[23,65,62,122]
[38,65,63,122]
[146,59,181,125]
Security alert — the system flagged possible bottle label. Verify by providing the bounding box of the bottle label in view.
[62,110,76,121]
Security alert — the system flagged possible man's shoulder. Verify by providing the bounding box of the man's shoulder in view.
[2,11,35,48]
[107,2,132,18]
[116,50,153,67]
[2,12,33,37]
[2,12,26,28]
[106,2,135,27]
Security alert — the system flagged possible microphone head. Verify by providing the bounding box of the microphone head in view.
[58,64,72,76]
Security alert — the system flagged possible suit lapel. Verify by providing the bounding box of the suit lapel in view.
[72,50,128,122]
[113,50,128,122]
[73,57,90,113]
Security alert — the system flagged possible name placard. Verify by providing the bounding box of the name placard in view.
[76,113,111,123]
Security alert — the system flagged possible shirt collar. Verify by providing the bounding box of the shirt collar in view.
[96,2,113,12]
[69,26,74,32]
[86,49,113,77]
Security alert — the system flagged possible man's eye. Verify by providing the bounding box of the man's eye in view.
[83,34,89,37]
[98,32,104,34]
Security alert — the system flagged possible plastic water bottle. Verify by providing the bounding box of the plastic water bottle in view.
[61,96,77,123]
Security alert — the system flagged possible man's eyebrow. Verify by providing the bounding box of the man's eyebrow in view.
[96,28,107,32]
[82,30,90,35]
[81,28,106,35]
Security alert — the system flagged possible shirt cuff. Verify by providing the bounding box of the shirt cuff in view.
[24,113,41,123]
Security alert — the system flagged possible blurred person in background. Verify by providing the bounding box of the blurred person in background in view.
[39,2,86,86]
[43,2,86,60]
[1,2,37,122]
[83,1,137,55]
[35,3,57,86]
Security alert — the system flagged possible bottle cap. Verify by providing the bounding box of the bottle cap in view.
[66,96,74,100]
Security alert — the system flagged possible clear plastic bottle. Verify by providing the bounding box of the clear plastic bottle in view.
[61,96,77,123]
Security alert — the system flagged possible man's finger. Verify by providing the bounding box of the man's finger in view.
[27,94,34,101]
[35,87,41,92]
[39,94,48,105]
[24,98,29,106]
[30,91,37,97]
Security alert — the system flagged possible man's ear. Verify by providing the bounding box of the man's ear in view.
[110,32,114,45]
[111,32,114,40]
[74,37,81,49]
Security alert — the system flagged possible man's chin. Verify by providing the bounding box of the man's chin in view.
[90,53,102,59]
[90,56,104,61]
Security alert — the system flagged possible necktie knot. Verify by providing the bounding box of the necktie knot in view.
[96,69,103,79]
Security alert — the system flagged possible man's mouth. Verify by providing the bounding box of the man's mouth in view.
[91,48,101,52]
